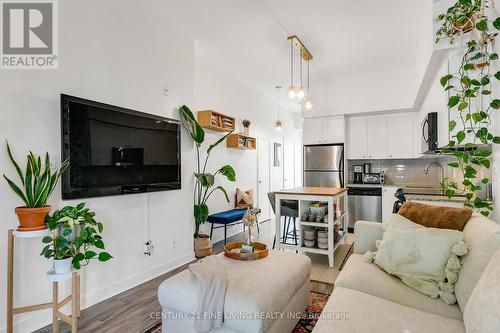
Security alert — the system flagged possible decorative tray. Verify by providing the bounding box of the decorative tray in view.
[224,242,269,260]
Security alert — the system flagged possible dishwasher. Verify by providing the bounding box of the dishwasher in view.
[347,187,382,230]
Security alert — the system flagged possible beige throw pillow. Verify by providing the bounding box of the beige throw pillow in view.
[235,188,254,208]
[463,248,500,333]
[373,214,468,304]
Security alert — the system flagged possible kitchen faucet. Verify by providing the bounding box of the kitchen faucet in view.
[424,161,444,184]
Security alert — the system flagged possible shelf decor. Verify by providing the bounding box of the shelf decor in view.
[435,0,500,216]
[197,110,235,132]
[226,134,257,150]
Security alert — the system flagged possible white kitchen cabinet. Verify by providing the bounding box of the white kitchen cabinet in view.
[387,114,413,159]
[303,116,345,145]
[347,116,367,159]
[366,116,388,159]
[322,116,345,144]
[303,118,323,145]
[382,186,399,222]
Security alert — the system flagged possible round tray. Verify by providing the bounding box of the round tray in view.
[224,242,269,260]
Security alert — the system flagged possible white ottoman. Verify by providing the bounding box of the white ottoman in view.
[158,250,311,333]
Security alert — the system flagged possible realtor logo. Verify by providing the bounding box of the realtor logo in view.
[1,0,58,69]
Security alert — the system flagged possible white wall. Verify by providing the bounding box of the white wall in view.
[0,1,300,332]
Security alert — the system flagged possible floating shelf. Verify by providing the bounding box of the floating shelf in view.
[226,134,256,150]
[198,110,235,132]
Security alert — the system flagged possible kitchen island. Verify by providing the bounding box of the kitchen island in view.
[274,187,348,267]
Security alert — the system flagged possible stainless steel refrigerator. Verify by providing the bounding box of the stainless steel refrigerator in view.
[303,144,344,187]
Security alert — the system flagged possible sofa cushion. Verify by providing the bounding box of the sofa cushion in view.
[455,213,500,311]
[373,214,465,303]
[463,248,500,333]
[398,202,472,231]
[312,287,465,333]
[335,254,462,320]
[159,250,311,333]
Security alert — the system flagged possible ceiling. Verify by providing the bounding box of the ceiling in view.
[176,0,429,112]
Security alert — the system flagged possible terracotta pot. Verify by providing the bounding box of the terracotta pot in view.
[14,206,51,231]
[194,235,212,258]
[452,16,475,34]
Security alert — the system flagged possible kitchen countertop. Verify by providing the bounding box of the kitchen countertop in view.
[275,187,347,196]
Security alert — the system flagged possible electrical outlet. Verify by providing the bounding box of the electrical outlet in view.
[163,86,169,97]
[143,240,153,256]
[171,239,177,248]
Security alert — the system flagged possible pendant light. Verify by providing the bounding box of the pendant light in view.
[275,86,283,131]
[296,49,305,101]
[287,42,296,100]
[304,59,313,110]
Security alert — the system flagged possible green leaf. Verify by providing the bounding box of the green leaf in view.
[76,202,85,210]
[42,236,53,243]
[481,160,491,168]
[195,173,215,187]
[448,162,459,168]
[449,120,457,131]
[470,79,481,86]
[97,222,103,233]
[482,90,491,95]
[207,130,233,155]
[481,76,490,86]
[476,19,488,32]
[98,252,113,262]
[490,99,500,109]
[495,71,500,81]
[448,96,460,108]
[3,175,28,205]
[440,74,453,87]
[482,178,490,184]
[490,53,499,61]
[472,112,482,123]
[194,203,209,225]
[493,17,500,30]
[463,63,475,71]
[179,105,204,145]
[493,136,500,144]
[6,141,24,185]
[217,165,236,181]
[457,131,466,144]
[95,239,105,249]
[84,251,97,259]
[458,102,469,111]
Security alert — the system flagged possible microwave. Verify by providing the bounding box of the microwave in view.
[421,112,438,154]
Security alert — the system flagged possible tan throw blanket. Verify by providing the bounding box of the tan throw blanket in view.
[189,255,228,333]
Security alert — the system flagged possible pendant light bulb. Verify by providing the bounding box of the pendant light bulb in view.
[304,97,313,110]
[288,86,296,99]
[275,119,283,131]
[275,85,283,131]
[296,87,305,100]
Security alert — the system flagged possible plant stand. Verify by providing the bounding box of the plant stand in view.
[6,229,81,333]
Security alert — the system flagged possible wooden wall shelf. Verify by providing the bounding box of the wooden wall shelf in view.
[198,110,235,132]
[227,134,256,150]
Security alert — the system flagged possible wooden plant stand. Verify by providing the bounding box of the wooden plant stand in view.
[7,229,81,333]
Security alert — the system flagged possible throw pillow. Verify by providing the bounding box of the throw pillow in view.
[372,214,468,304]
[463,248,500,333]
[235,188,254,208]
[398,202,472,231]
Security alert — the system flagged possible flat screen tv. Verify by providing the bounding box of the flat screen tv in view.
[61,94,181,199]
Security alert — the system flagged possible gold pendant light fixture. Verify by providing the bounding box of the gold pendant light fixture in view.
[275,85,283,131]
[287,35,313,110]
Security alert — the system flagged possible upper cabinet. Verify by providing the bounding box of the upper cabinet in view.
[347,116,367,159]
[303,116,345,145]
[387,114,413,159]
[347,113,417,160]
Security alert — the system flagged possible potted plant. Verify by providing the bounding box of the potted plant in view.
[242,119,251,136]
[3,142,69,231]
[41,203,112,273]
[436,0,500,216]
[179,105,236,257]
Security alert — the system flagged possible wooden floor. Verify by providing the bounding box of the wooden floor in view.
[35,220,334,333]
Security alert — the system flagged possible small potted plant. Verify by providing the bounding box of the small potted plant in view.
[242,119,251,136]
[3,142,69,231]
[435,0,483,43]
[41,203,112,273]
[179,105,236,258]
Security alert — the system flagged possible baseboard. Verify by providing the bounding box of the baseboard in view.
[0,251,195,333]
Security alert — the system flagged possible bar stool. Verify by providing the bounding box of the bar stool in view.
[268,192,299,248]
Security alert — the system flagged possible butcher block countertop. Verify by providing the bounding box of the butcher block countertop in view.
[274,187,347,196]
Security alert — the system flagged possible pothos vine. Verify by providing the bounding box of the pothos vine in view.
[436,0,500,216]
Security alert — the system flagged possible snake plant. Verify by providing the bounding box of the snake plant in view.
[3,142,69,207]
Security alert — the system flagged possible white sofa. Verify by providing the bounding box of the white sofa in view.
[313,213,500,333]
[158,250,311,333]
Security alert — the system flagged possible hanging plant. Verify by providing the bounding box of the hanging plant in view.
[436,0,500,216]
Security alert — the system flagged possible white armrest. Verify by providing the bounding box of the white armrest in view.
[353,221,384,255]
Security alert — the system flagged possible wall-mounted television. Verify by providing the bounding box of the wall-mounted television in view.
[61,94,181,199]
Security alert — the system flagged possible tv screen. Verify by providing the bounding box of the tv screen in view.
[61,94,181,199]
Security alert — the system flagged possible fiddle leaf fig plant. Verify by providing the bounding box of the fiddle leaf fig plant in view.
[179,105,236,237]
[436,0,500,216]
[41,203,112,269]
